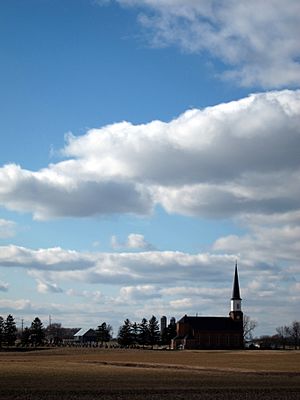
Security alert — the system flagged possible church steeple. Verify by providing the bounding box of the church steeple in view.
[229,262,243,321]
[232,262,241,300]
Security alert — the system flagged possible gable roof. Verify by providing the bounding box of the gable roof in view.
[74,328,97,337]
[178,315,241,331]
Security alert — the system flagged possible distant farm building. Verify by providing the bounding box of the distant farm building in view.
[73,328,97,343]
[172,264,244,349]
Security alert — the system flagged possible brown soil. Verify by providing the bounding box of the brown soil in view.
[1,348,299,399]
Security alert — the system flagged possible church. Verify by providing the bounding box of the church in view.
[171,264,244,349]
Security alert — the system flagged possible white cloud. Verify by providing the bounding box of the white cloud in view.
[0,219,16,239]
[213,213,300,265]
[127,233,152,249]
[0,245,94,271]
[0,242,298,334]
[0,298,33,312]
[0,87,299,334]
[169,297,193,310]
[0,244,236,285]
[119,285,160,302]
[0,163,152,220]
[0,90,299,221]
[111,233,154,250]
[114,0,300,88]
[36,280,63,294]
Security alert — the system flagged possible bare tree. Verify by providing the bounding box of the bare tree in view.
[276,325,290,349]
[0,316,4,348]
[290,321,300,350]
[243,315,257,343]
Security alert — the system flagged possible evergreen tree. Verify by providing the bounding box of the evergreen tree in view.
[161,323,177,346]
[0,316,4,348]
[148,315,160,348]
[5,314,17,346]
[131,322,139,345]
[138,318,149,347]
[21,327,31,347]
[96,322,113,345]
[117,319,133,347]
[30,317,45,346]
[160,327,168,345]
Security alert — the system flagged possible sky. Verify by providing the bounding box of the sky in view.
[0,0,299,337]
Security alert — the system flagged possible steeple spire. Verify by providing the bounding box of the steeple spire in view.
[231,261,241,300]
[229,262,243,321]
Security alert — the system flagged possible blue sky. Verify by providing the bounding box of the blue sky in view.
[0,0,300,336]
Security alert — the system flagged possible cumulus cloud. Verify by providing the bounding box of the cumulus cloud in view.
[0,90,299,220]
[0,163,151,220]
[119,285,161,302]
[0,87,299,334]
[112,0,300,88]
[36,280,63,294]
[1,243,298,307]
[0,244,236,285]
[213,210,300,278]
[0,298,33,313]
[111,233,154,250]
[0,242,298,334]
[0,245,94,271]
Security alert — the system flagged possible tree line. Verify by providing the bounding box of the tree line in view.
[0,314,17,347]
[0,314,47,347]
[255,320,300,349]
[1,313,298,350]
[117,316,176,348]
[0,314,176,348]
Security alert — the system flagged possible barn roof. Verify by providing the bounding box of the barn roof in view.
[74,328,96,337]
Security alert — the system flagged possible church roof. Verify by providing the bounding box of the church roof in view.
[178,315,242,331]
[231,262,241,300]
